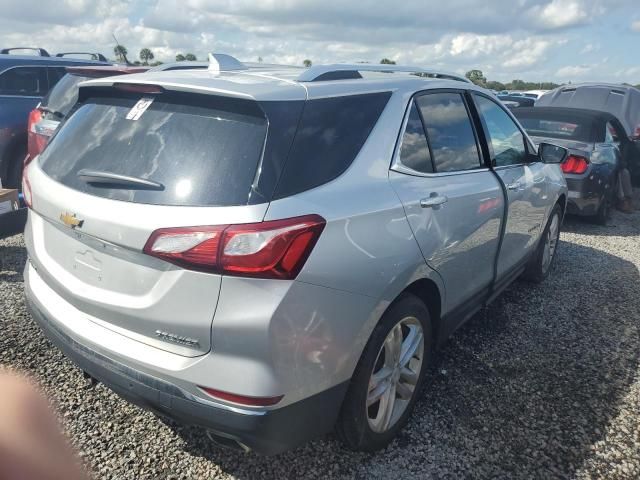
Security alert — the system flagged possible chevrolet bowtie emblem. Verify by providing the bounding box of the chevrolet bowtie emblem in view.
[60,212,84,229]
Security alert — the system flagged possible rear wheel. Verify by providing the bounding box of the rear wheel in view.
[523,203,562,283]
[336,293,432,451]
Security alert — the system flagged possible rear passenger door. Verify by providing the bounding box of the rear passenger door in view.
[389,90,504,321]
[471,93,548,280]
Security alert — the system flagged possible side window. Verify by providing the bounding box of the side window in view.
[273,92,391,199]
[398,101,433,173]
[605,122,620,144]
[47,67,68,88]
[474,95,526,167]
[416,92,481,172]
[0,67,47,96]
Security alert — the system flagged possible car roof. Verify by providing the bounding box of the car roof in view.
[0,54,109,70]
[81,62,478,102]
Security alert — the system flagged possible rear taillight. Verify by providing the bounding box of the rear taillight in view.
[632,124,640,141]
[26,108,52,160]
[561,155,589,174]
[143,215,326,279]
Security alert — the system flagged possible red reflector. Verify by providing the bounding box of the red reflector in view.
[114,83,164,94]
[143,215,326,279]
[199,386,283,407]
[561,155,589,174]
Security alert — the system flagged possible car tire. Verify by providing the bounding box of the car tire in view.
[335,293,432,452]
[523,203,562,283]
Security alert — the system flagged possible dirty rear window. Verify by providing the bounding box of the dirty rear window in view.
[39,92,268,206]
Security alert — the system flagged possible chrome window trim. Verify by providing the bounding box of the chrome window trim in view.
[391,89,487,177]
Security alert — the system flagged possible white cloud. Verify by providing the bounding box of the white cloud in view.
[632,20,640,32]
[0,0,637,82]
[528,0,589,29]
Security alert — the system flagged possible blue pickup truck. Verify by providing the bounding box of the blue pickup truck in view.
[0,48,108,189]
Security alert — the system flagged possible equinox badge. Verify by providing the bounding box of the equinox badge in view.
[60,212,84,229]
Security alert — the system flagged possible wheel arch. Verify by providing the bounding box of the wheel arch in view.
[399,278,443,346]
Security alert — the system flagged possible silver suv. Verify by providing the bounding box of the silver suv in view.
[23,55,568,454]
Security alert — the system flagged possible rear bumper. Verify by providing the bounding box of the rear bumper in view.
[565,175,608,216]
[25,263,348,455]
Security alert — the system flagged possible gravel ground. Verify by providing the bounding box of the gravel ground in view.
[1,197,640,479]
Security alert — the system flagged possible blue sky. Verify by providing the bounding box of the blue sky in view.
[0,0,638,83]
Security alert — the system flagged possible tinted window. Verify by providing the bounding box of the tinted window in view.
[416,93,481,172]
[40,93,268,206]
[47,67,68,86]
[0,66,47,96]
[399,101,432,173]
[41,73,89,117]
[475,95,526,167]
[274,92,391,198]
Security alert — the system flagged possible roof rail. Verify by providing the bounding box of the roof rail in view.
[297,63,470,83]
[207,53,247,73]
[0,47,50,57]
[56,52,108,62]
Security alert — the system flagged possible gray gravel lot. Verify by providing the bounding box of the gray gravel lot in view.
[1,199,640,479]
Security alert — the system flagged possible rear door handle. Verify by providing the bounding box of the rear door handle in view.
[506,182,522,191]
[420,195,448,208]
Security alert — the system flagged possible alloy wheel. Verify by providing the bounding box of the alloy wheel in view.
[366,317,424,433]
[542,212,560,273]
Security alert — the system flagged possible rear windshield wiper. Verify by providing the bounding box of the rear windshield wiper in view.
[77,169,165,191]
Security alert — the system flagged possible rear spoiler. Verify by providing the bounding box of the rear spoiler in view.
[65,65,149,77]
[1,47,49,56]
[56,52,108,62]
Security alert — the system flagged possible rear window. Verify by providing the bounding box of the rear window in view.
[41,73,89,117]
[514,112,594,142]
[39,91,269,206]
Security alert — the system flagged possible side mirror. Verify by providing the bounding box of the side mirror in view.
[539,142,568,164]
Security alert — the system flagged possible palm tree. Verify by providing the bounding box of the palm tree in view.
[184,53,197,61]
[303,59,312,68]
[139,48,154,66]
[114,44,128,63]
[175,53,186,62]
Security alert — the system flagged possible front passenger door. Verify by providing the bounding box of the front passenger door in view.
[472,94,547,280]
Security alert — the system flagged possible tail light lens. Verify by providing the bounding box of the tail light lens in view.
[143,214,326,279]
[632,124,640,141]
[561,155,589,174]
[26,108,55,160]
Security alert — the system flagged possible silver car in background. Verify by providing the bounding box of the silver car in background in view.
[23,55,568,454]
